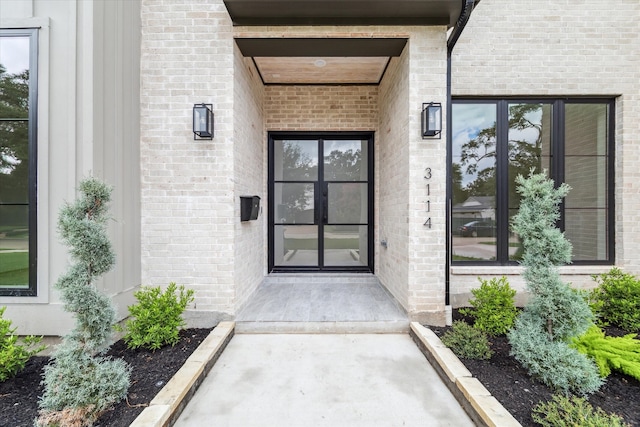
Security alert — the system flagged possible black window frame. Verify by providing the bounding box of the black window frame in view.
[0,28,38,296]
[450,97,615,266]
[268,131,375,273]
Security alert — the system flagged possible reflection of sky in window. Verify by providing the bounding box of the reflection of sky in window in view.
[324,140,362,156]
[452,104,496,186]
[288,140,319,167]
[0,37,29,74]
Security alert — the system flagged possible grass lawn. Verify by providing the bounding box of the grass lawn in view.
[0,252,29,287]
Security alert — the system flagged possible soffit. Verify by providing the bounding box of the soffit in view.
[236,37,407,84]
[223,0,462,27]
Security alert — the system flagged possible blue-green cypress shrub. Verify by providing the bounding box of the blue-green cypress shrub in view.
[507,171,601,395]
[37,178,130,427]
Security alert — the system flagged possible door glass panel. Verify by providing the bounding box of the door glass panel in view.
[274,183,315,224]
[273,225,318,266]
[327,183,367,224]
[324,225,367,267]
[323,140,367,181]
[273,140,318,181]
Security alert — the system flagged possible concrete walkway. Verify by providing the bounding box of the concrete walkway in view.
[174,334,474,427]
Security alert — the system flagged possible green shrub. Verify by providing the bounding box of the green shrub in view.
[120,282,194,350]
[508,311,602,395]
[571,325,640,381]
[532,394,630,427]
[441,321,493,360]
[590,268,640,332]
[508,171,601,395]
[0,306,45,381]
[39,178,130,426]
[460,276,517,336]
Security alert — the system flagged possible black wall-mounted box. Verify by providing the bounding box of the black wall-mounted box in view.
[240,196,260,221]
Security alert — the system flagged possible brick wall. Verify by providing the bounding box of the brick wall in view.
[140,0,236,313]
[264,86,378,131]
[450,0,640,301]
[405,29,449,323]
[377,50,410,310]
[233,46,265,312]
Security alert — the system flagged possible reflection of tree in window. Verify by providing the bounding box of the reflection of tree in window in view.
[281,142,316,221]
[508,104,546,209]
[0,64,30,201]
[324,148,361,181]
[457,104,545,206]
[459,120,496,200]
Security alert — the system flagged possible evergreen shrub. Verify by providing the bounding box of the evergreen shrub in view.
[441,321,493,360]
[37,178,130,427]
[0,306,45,381]
[590,268,640,332]
[508,311,602,394]
[507,171,601,395]
[532,394,630,427]
[460,276,517,336]
[120,282,194,350]
[571,325,640,381]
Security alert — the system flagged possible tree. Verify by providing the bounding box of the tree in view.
[507,170,601,395]
[37,178,130,427]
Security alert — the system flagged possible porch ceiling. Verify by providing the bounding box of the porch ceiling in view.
[223,0,462,27]
[236,37,408,84]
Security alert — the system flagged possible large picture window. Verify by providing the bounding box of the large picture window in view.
[451,99,614,264]
[0,29,38,295]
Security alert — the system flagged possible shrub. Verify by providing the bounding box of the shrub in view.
[0,306,45,381]
[532,394,630,427]
[590,268,640,332]
[460,276,517,336]
[571,325,640,381]
[441,321,493,360]
[38,178,130,426]
[508,311,602,395]
[120,282,194,350]
[507,171,601,395]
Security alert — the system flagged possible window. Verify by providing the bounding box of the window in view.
[451,99,614,264]
[0,29,38,295]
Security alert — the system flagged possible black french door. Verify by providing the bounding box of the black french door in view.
[268,132,374,272]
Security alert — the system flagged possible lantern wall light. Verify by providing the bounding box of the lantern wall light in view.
[421,102,442,139]
[193,103,214,140]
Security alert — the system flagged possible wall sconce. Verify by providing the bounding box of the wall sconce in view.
[421,102,442,139]
[193,103,214,140]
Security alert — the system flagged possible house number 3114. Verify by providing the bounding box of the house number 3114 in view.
[424,168,431,229]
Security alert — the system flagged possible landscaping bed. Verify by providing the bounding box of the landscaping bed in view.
[0,328,212,427]
[431,311,640,427]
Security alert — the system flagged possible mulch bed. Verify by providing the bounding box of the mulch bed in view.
[431,311,640,426]
[0,328,212,427]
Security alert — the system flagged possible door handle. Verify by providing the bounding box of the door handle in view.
[323,186,328,223]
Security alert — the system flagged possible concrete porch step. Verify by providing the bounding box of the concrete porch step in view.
[236,274,408,333]
[236,320,410,334]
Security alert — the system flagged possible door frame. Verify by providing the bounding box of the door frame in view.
[267,131,375,273]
